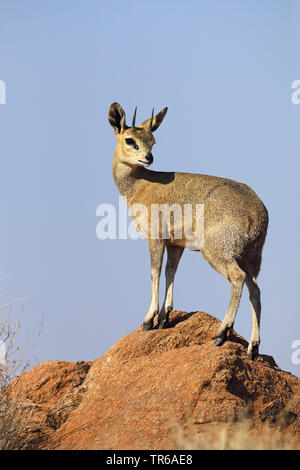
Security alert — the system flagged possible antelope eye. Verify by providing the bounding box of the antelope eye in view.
[125,138,135,146]
[125,137,139,150]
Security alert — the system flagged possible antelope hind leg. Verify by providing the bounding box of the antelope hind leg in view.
[213,260,246,346]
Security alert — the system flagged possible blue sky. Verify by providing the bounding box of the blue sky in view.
[0,0,299,376]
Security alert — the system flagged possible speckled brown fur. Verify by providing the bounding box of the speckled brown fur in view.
[108,102,268,359]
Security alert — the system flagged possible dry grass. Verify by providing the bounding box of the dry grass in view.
[0,308,43,389]
[174,421,294,450]
[173,403,299,450]
[0,301,43,449]
[0,386,47,450]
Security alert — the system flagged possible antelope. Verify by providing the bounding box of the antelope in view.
[108,102,268,360]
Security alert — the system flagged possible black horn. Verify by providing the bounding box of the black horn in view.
[149,108,154,132]
[132,106,137,129]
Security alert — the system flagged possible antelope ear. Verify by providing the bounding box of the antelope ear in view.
[141,107,168,132]
[108,102,127,134]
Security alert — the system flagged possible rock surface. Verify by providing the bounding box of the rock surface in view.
[4,311,300,449]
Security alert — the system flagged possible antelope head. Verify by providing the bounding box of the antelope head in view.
[108,102,168,167]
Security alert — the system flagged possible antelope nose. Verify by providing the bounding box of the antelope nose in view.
[145,152,153,164]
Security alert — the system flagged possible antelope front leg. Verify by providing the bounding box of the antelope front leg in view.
[142,239,165,331]
[158,245,184,329]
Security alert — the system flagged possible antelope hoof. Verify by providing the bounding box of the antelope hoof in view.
[248,344,259,360]
[157,311,170,329]
[142,320,153,331]
[158,319,167,329]
[214,330,227,347]
[214,336,225,346]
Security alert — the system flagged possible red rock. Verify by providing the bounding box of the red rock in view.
[3,311,300,449]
